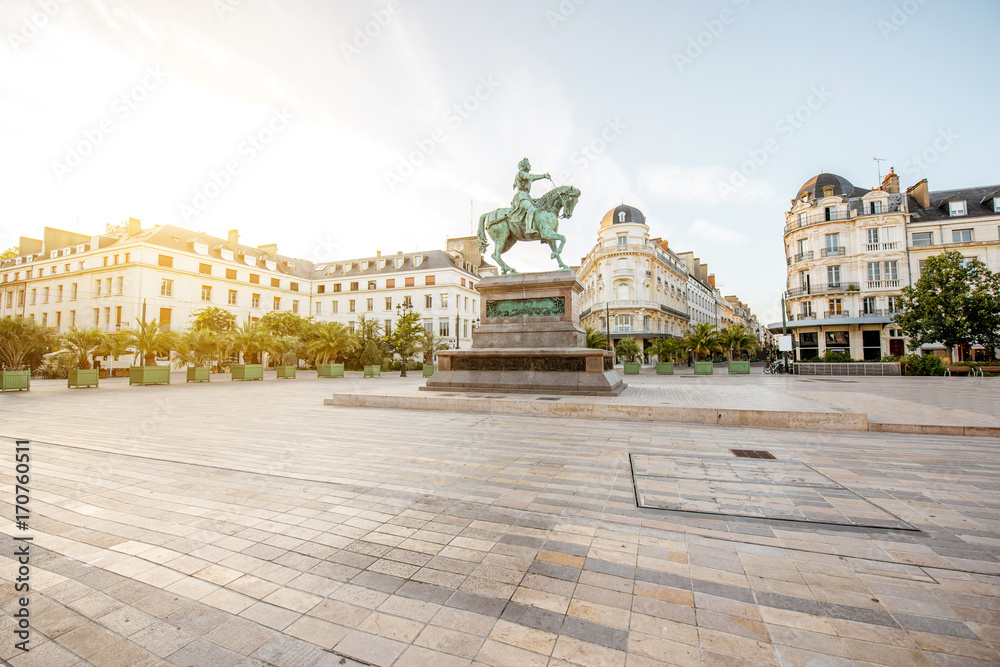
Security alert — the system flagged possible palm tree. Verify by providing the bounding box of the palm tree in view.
[264,335,301,368]
[98,332,133,377]
[173,327,220,369]
[0,316,54,371]
[684,322,721,361]
[415,328,449,365]
[306,321,354,367]
[227,320,268,364]
[616,337,641,363]
[585,326,609,350]
[122,319,178,366]
[58,327,108,370]
[650,336,682,364]
[722,324,760,360]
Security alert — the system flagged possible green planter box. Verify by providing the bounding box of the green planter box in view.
[317,363,344,378]
[129,366,170,385]
[623,362,640,375]
[0,370,30,392]
[276,365,296,379]
[728,360,751,374]
[68,368,99,388]
[656,362,674,375]
[694,361,714,375]
[422,364,436,377]
[364,364,381,378]
[186,367,210,383]
[231,364,263,381]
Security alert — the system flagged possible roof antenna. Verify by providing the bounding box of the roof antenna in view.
[873,157,885,184]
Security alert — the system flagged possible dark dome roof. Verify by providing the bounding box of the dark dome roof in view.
[600,204,646,228]
[796,173,855,200]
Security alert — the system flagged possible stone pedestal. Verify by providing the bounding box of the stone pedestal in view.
[423,270,624,395]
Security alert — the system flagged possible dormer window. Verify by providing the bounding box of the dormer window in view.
[868,201,882,215]
[344,262,353,272]
[361,261,369,271]
[822,185,835,197]
[395,257,404,269]
[948,200,967,216]
[994,197,1000,213]
[414,255,424,267]
[618,211,626,223]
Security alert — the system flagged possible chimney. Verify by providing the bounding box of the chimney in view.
[907,178,930,208]
[881,168,900,194]
[708,274,716,288]
[257,243,277,258]
[228,229,239,251]
[376,250,381,258]
[127,217,141,236]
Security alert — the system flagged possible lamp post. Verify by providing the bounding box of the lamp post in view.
[396,299,414,377]
[455,306,461,349]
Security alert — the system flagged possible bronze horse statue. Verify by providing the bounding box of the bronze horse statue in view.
[477,185,581,275]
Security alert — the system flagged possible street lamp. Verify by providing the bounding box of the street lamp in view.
[455,306,461,349]
[396,298,415,377]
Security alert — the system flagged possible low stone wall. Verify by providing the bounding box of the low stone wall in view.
[796,362,900,376]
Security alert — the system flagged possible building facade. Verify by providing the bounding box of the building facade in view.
[577,205,690,353]
[0,219,485,349]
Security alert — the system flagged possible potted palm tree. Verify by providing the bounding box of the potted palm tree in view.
[175,327,218,382]
[309,322,353,377]
[0,316,52,391]
[59,327,107,388]
[686,323,720,375]
[228,320,267,380]
[98,332,132,379]
[617,337,641,375]
[720,325,757,374]
[650,337,680,375]
[417,329,449,377]
[123,319,177,385]
[267,335,301,379]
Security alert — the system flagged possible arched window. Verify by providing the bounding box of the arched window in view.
[616,283,630,300]
[618,211,626,223]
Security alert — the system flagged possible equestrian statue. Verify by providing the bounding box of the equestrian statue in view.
[477,157,581,275]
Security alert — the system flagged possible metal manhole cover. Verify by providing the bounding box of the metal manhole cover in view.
[536,397,561,401]
[731,449,776,459]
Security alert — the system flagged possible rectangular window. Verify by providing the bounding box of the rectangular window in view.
[425,275,435,285]
[423,318,433,332]
[828,298,843,315]
[825,233,839,249]
[385,319,392,332]
[250,273,260,284]
[425,295,432,308]
[349,299,356,313]
[368,280,376,290]
[124,253,130,263]
[226,268,237,279]
[918,260,925,276]
[71,283,77,300]
[103,256,109,267]
[252,293,260,308]
[350,282,359,291]
[824,206,834,221]
[271,277,280,287]
[869,201,882,214]
[42,286,49,303]
[95,280,101,297]
[464,296,469,310]
[887,296,900,313]
[948,201,967,216]
[386,279,395,288]
[41,313,47,326]
[867,228,879,244]
[405,277,414,287]
[202,285,212,301]
[64,263,70,272]
[290,282,299,292]
[863,296,877,314]
[158,255,172,267]
[159,307,171,329]
[292,300,299,313]
[617,235,627,245]
[105,277,111,295]
[273,296,280,310]
[867,262,881,282]
[440,293,448,308]
[56,285,63,302]
[115,306,121,327]
[315,302,322,315]
[331,301,338,313]
[69,310,75,326]
[104,307,110,326]
[827,266,840,286]
[333,283,341,292]
[385,297,392,310]
[912,232,933,246]
[116,277,123,294]
[228,290,237,305]
[883,261,898,281]
[317,284,325,294]
[93,308,100,326]
[952,229,973,243]
[439,319,450,337]
[199,263,211,275]
[366,298,373,312]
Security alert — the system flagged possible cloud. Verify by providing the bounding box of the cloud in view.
[636,163,775,206]
[687,218,750,246]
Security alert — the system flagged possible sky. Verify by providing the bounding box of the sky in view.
[2,0,998,325]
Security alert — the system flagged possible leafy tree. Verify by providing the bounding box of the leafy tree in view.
[353,314,383,348]
[0,316,55,370]
[359,339,382,367]
[387,311,424,376]
[190,306,236,334]
[306,321,355,366]
[123,319,179,366]
[0,247,17,260]
[684,322,721,361]
[227,320,268,364]
[416,328,449,364]
[616,337,641,363]
[896,251,1000,360]
[173,328,221,369]
[258,311,315,340]
[585,326,609,350]
[57,327,108,370]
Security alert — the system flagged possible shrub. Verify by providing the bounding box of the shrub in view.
[820,350,854,363]
[901,353,945,376]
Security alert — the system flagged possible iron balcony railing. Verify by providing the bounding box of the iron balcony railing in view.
[821,246,845,257]
[823,310,851,319]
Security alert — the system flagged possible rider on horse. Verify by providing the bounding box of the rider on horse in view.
[510,158,550,237]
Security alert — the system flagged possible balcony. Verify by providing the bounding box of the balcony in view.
[860,309,887,318]
[820,246,845,257]
[791,251,813,264]
[783,210,852,234]
[866,279,900,290]
[864,242,899,252]
[823,310,851,319]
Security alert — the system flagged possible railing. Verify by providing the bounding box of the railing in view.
[860,309,885,317]
[866,279,900,290]
[792,251,813,264]
[823,310,850,319]
[857,204,900,218]
[864,242,899,252]
[783,209,852,234]
[821,246,845,257]
[613,326,634,334]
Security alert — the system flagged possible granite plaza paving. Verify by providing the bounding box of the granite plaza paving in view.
[1,371,999,666]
